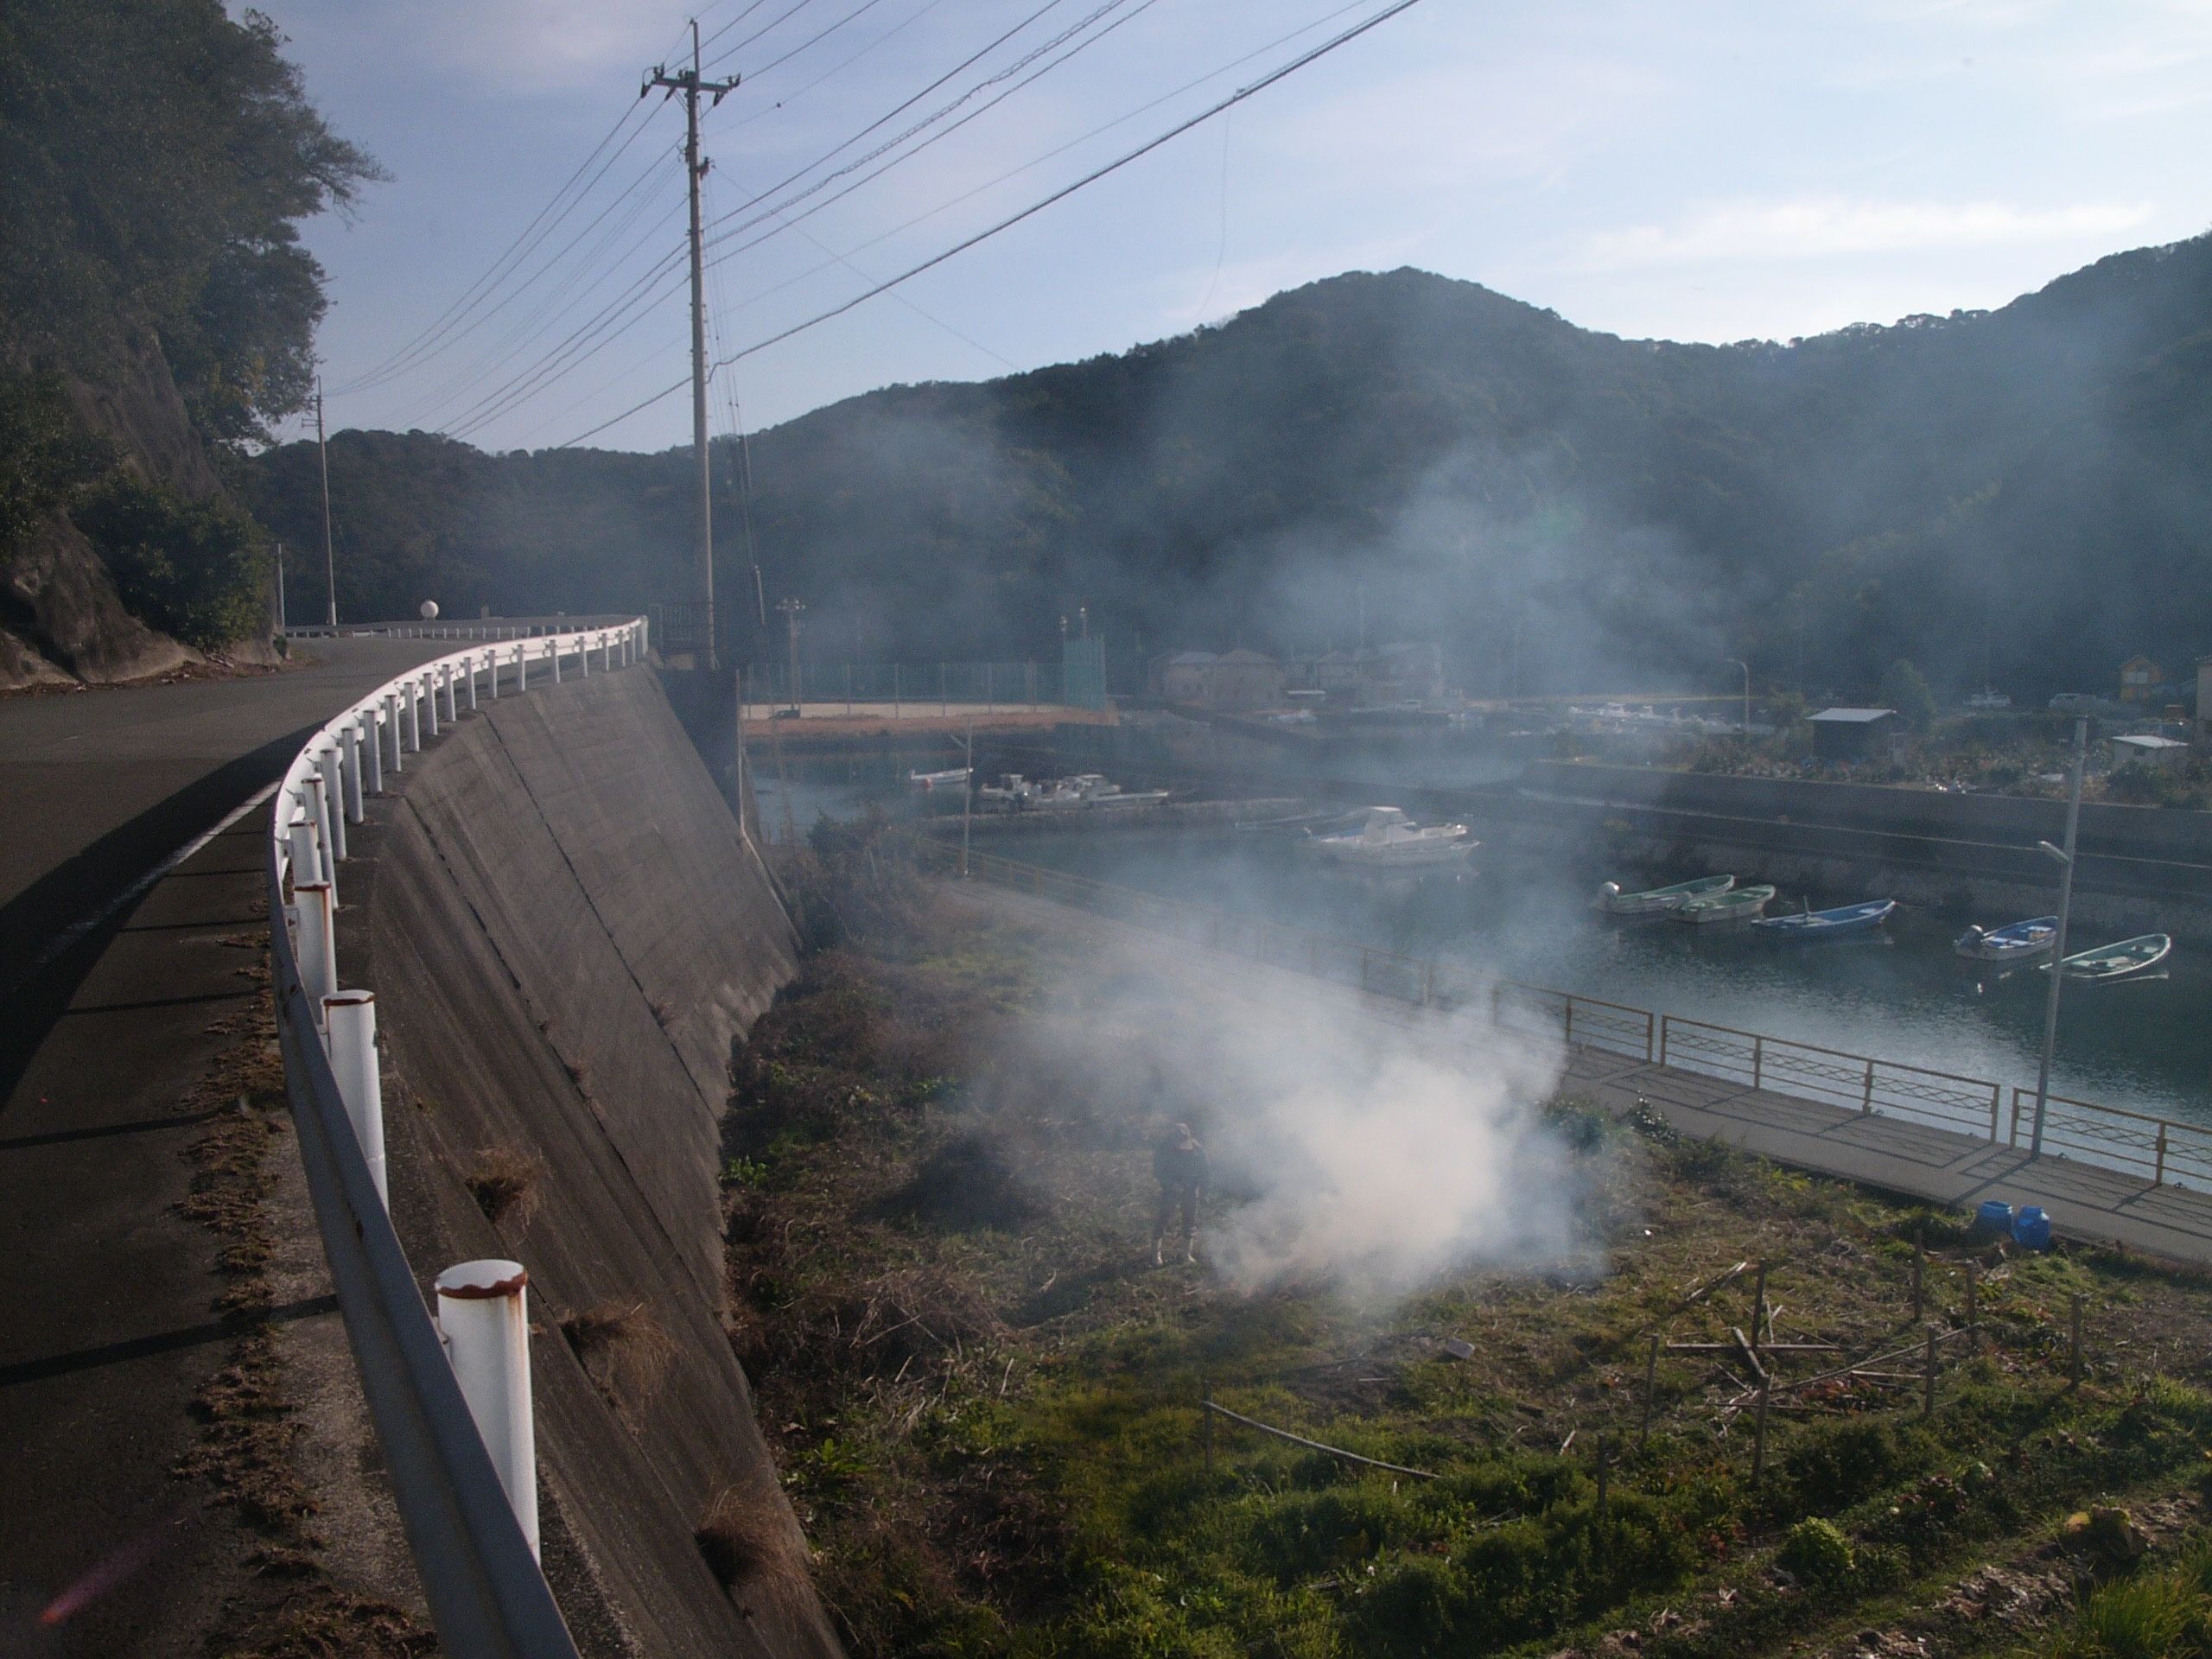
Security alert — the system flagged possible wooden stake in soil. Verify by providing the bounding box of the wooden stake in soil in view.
[1751,1262,1769,1353]
[1922,1325,1938,1419]
[1751,1373,1772,1485]
[1638,1332,1660,1453]
[1594,1432,1610,1545]
[1911,1239,1924,1323]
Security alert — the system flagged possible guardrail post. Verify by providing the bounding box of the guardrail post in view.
[303,775,339,901]
[324,989,387,1205]
[2155,1123,2169,1185]
[383,693,402,772]
[294,880,336,1028]
[1659,1016,1671,1068]
[1988,1084,2001,1145]
[435,1261,539,1559]
[467,657,479,711]
[515,643,526,691]
[1861,1058,1875,1114]
[340,724,365,823]
[1643,1010,1656,1063]
[1563,997,1576,1046]
[2009,1089,2022,1147]
[578,637,589,678]
[363,711,384,796]
[289,813,321,891]
[314,751,347,861]
[1751,1035,1764,1092]
[424,673,441,738]
[550,640,561,683]
[405,682,422,751]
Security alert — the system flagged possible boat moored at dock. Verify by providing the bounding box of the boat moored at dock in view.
[1751,898,1897,941]
[1955,916,2058,962]
[2041,933,2172,982]
[1600,874,1735,915]
[1306,806,1477,869]
[1670,884,1777,925]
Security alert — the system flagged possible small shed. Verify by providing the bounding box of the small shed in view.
[1808,707,1904,760]
[2109,733,2190,769]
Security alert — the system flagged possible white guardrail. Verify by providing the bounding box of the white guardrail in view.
[268,617,645,1658]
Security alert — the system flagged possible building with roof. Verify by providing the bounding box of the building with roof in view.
[2110,733,2191,769]
[1209,647,1286,711]
[1807,707,1904,761]
[2120,655,2165,703]
[1150,650,1217,703]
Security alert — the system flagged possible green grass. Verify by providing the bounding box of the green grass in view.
[727,831,2212,1657]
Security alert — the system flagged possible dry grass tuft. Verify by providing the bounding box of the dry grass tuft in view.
[695,1485,782,1589]
[464,1145,545,1229]
[561,1299,677,1416]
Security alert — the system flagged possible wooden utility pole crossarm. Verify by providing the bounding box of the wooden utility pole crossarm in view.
[645,23,738,669]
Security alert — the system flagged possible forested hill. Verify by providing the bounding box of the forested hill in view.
[251,233,2212,700]
[0,0,372,685]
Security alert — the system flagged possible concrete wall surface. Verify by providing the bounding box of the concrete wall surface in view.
[340,665,836,1659]
[1526,760,2212,864]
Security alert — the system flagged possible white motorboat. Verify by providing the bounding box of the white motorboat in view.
[1669,884,1777,925]
[1307,806,1476,868]
[985,772,1171,811]
[906,766,970,792]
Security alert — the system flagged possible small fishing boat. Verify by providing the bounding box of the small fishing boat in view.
[1954,916,2057,962]
[906,766,970,792]
[2040,933,2172,982]
[1024,773,1171,810]
[1599,874,1735,916]
[1308,806,1476,869]
[1670,884,1777,925]
[1751,898,1896,941]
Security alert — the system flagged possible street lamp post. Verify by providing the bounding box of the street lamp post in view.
[2029,715,2089,1157]
[1726,658,1751,737]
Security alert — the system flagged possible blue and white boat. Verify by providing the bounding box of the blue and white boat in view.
[1751,898,1897,941]
[1954,916,2058,962]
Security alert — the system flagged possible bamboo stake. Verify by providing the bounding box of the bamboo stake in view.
[1750,1262,1769,1354]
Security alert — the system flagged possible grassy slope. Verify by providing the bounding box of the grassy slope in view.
[722,848,2212,1658]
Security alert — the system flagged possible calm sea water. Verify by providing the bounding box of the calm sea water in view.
[752,757,2212,1128]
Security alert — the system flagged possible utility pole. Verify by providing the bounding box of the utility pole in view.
[274,540,286,634]
[2029,715,2089,1156]
[777,596,804,715]
[647,24,738,668]
[315,382,336,626]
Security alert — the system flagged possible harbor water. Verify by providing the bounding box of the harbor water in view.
[753,757,2212,1128]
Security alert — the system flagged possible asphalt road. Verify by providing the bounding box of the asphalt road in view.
[0,639,451,978]
[0,638,452,1653]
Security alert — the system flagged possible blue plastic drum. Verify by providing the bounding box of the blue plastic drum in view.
[1975,1199,2014,1236]
[2012,1205,2053,1250]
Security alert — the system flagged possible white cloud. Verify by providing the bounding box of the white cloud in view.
[1573,197,2156,269]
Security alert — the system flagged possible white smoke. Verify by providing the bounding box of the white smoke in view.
[995,935,1581,1300]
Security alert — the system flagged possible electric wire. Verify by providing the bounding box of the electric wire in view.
[724,0,953,129]
[707,0,1370,321]
[332,93,654,396]
[553,0,1422,448]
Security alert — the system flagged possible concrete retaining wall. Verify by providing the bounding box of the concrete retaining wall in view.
[1526,760,2212,864]
[339,666,834,1658]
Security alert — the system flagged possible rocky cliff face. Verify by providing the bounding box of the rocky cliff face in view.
[1,326,258,690]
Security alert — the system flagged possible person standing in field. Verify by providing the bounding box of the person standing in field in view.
[1152,1122,1208,1266]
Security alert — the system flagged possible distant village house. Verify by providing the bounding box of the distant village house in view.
[1807,706,1904,761]
[2109,733,2190,769]
[2120,654,2164,702]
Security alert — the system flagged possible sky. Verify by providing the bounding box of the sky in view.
[253,0,2212,454]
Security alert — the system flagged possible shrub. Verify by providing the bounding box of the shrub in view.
[72,473,267,647]
[1776,1516,1854,1585]
[560,1300,675,1414]
[1777,1418,1916,1514]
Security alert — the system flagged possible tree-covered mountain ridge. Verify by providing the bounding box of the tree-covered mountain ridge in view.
[251,232,2212,698]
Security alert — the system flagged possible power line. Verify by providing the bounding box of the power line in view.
[724,0,954,130]
[555,0,1423,448]
[331,94,653,396]
[741,0,899,81]
[702,0,1376,330]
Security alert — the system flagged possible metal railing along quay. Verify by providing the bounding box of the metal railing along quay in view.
[940,846,2212,1194]
[269,620,646,1657]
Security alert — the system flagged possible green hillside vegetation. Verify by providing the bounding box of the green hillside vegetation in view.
[0,0,375,650]
[250,238,2212,697]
